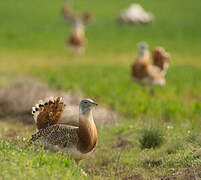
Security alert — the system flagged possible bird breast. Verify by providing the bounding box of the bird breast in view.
[78,117,98,154]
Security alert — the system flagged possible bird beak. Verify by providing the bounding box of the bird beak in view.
[92,102,98,106]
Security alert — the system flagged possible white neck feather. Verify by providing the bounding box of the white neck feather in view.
[79,109,94,122]
[73,20,85,36]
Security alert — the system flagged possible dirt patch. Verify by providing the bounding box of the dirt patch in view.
[158,164,201,180]
[122,164,201,180]
[123,174,144,180]
[0,77,117,127]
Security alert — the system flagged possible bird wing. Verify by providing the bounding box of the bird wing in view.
[62,0,75,23]
[30,124,79,148]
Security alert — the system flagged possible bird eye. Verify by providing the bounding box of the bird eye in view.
[84,101,87,104]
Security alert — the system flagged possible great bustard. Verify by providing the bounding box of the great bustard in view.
[131,42,166,86]
[62,0,92,53]
[30,97,98,164]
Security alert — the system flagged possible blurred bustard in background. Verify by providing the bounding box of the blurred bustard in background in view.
[62,0,92,53]
[131,42,170,86]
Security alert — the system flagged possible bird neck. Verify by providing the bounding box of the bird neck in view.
[137,49,150,63]
[77,111,98,153]
[73,20,85,37]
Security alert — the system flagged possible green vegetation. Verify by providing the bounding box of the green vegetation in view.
[1,0,201,55]
[0,140,85,180]
[139,125,165,149]
[0,0,201,179]
[32,64,201,122]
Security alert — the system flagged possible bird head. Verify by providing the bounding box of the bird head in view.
[136,41,150,62]
[138,42,149,51]
[79,99,98,115]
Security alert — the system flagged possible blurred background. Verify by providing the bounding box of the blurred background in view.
[0,0,200,179]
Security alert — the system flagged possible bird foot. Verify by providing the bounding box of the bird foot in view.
[81,168,87,177]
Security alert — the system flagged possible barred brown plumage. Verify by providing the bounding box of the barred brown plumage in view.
[30,124,79,148]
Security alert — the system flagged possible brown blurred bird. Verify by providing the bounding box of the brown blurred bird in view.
[62,0,92,53]
[131,42,166,86]
[30,97,98,166]
[61,0,72,20]
[152,47,170,75]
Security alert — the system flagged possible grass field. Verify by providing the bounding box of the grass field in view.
[0,0,201,179]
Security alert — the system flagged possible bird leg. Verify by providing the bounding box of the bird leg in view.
[75,159,87,176]
[80,169,87,177]
[149,87,155,96]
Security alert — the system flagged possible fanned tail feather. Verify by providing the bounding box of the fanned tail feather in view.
[152,47,170,74]
[32,97,66,131]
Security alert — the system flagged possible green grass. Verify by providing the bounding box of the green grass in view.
[139,125,165,149]
[0,0,201,179]
[32,64,201,126]
[83,121,201,178]
[0,140,85,180]
[0,0,201,55]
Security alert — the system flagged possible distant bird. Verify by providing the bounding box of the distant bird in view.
[66,18,86,53]
[62,0,92,53]
[117,4,153,25]
[131,42,166,86]
[61,0,72,20]
[152,47,170,75]
[30,97,98,165]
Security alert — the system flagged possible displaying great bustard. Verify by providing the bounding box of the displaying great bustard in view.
[30,97,98,164]
[131,42,170,86]
[62,0,92,53]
